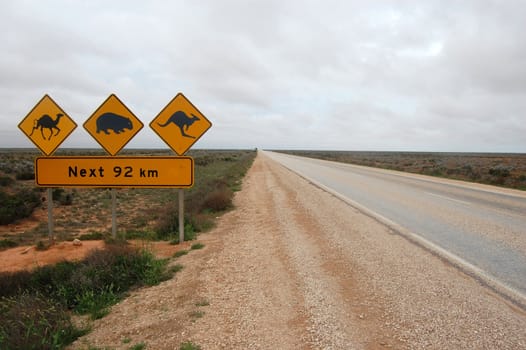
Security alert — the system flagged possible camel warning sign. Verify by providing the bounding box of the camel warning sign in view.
[18,95,77,156]
[150,93,212,155]
[84,94,144,156]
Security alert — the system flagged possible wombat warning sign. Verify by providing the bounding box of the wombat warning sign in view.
[83,94,144,156]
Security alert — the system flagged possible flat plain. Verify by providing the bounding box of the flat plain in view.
[278,150,526,190]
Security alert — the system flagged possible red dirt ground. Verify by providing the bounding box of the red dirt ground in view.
[0,240,190,273]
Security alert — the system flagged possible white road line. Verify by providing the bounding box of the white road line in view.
[424,192,472,205]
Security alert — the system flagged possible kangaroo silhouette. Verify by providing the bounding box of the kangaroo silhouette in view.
[29,113,63,140]
[157,111,200,139]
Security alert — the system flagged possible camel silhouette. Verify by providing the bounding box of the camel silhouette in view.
[29,113,63,140]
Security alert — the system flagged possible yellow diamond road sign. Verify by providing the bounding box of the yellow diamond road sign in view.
[150,93,212,155]
[18,94,77,156]
[84,94,144,156]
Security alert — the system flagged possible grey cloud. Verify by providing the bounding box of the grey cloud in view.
[1,0,525,152]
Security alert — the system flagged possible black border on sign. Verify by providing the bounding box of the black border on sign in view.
[18,94,78,156]
[83,93,144,156]
[35,156,194,188]
[149,92,213,156]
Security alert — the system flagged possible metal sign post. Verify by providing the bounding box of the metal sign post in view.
[179,188,184,243]
[111,188,117,238]
[47,188,54,241]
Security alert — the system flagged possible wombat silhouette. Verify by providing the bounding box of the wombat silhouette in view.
[157,111,200,139]
[96,113,133,135]
[29,113,63,140]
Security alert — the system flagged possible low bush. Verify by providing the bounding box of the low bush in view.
[0,293,87,350]
[0,239,18,249]
[180,341,201,350]
[191,243,204,250]
[15,171,35,180]
[488,164,512,178]
[123,230,157,240]
[52,188,74,206]
[35,240,50,251]
[173,250,188,258]
[0,245,171,349]
[0,188,41,225]
[0,175,14,186]
[193,155,213,166]
[201,186,233,212]
[78,231,105,241]
[130,343,146,350]
[155,206,197,241]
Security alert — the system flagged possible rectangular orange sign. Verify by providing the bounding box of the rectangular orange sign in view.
[35,156,193,188]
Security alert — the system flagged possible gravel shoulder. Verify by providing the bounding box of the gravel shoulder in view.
[70,152,526,350]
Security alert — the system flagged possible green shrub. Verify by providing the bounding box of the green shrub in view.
[171,264,184,274]
[130,343,146,350]
[155,211,196,241]
[52,188,74,206]
[0,293,87,350]
[123,230,157,240]
[15,171,35,180]
[0,270,33,297]
[0,188,41,225]
[0,246,170,311]
[75,286,118,318]
[0,175,14,187]
[78,232,105,241]
[201,187,232,212]
[0,245,172,348]
[0,239,18,249]
[187,213,213,233]
[193,155,213,166]
[35,240,50,251]
[173,250,188,258]
[489,165,512,178]
[190,243,204,250]
[180,341,201,350]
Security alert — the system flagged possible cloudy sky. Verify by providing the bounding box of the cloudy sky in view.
[1,0,525,152]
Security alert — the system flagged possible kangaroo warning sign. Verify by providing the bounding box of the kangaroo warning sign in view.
[150,93,212,155]
[18,95,78,156]
[84,94,144,156]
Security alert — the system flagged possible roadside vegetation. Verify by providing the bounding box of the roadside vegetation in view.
[0,149,256,248]
[0,148,256,349]
[278,150,526,190]
[0,244,174,349]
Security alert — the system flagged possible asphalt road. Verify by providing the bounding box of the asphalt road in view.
[265,151,526,303]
